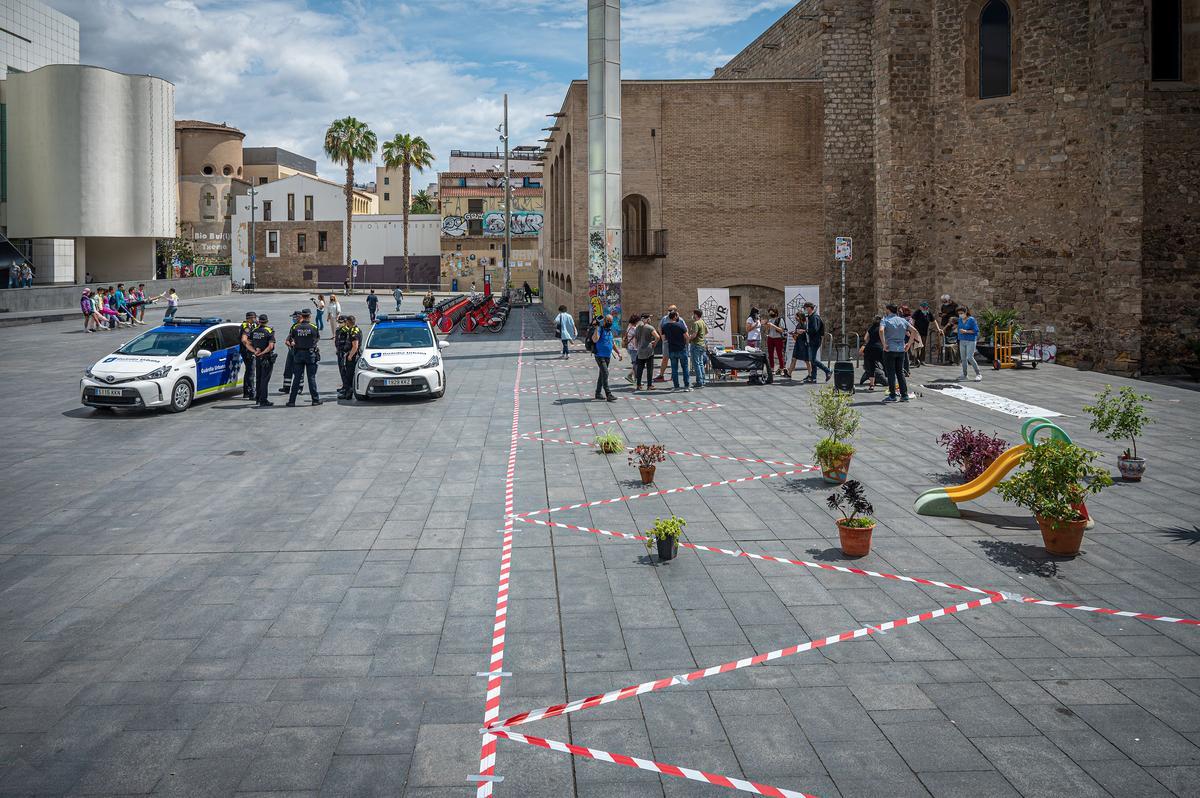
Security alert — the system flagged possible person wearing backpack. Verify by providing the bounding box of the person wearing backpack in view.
[554,305,576,358]
[801,302,831,383]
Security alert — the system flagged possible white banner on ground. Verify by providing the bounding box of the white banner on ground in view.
[783,285,820,334]
[696,288,732,347]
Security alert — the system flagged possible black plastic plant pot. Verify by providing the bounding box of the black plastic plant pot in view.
[656,538,678,561]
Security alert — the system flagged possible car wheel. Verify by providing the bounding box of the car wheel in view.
[167,379,194,413]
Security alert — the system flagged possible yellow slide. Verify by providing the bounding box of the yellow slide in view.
[914,444,1028,517]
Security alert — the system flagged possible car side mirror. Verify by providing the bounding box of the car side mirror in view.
[196,349,212,359]
[438,340,449,349]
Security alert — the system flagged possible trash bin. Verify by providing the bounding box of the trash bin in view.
[833,361,856,394]
[452,278,458,292]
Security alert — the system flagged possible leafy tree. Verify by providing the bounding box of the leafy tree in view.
[1083,385,1153,459]
[382,134,435,285]
[411,189,437,215]
[323,117,378,286]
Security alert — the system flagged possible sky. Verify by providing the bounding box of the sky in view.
[43,0,794,183]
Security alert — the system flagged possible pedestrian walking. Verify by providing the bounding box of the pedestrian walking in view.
[393,285,404,311]
[249,314,276,406]
[336,315,362,399]
[956,306,983,382]
[366,290,379,323]
[20,263,33,287]
[912,301,933,366]
[745,307,762,349]
[239,312,257,399]
[764,307,786,376]
[880,304,919,403]
[623,315,640,383]
[858,316,884,390]
[423,290,435,312]
[7,263,18,289]
[311,294,326,332]
[689,309,708,388]
[661,308,691,391]
[523,281,533,303]
[326,294,342,339]
[801,302,831,383]
[278,310,304,396]
[591,314,621,401]
[633,314,660,390]
[654,304,678,384]
[162,288,179,321]
[286,308,322,406]
[554,305,576,357]
[784,310,808,379]
[343,276,350,295]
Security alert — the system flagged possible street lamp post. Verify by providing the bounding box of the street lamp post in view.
[248,186,257,288]
[501,94,512,297]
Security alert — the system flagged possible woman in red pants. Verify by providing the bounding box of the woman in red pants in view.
[764,306,787,376]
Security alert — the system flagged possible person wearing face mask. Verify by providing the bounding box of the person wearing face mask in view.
[590,314,622,401]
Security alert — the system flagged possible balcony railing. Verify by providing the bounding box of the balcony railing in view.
[623,229,668,259]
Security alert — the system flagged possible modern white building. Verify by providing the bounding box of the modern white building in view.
[5,64,176,282]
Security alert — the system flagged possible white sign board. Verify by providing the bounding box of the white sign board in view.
[783,285,821,334]
[696,288,733,348]
[835,237,852,261]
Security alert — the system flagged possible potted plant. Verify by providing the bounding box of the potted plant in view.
[995,439,1113,556]
[937,426,1009,482]
[629,443,667,484]
[594,430,625,454]
[645,516,686,561]
[811,386,860,483]
[826,480,876,557]
[1082,385,1154,481]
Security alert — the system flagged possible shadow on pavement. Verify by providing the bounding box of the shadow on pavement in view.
[1162,525,1200,546]
[974,539,1067,578]
[959,510,1039,530]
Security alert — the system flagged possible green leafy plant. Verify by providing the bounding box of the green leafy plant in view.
[826,480,875,528]
[629,443,667,469]
[1083,385,1154,459]
[644,516,687,551]
[978,308,1022,342]
[594,430,625,454]
[996,439,1113,522]
[810,386,859,466]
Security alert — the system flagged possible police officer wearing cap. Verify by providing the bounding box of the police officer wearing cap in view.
[279,309,305,396]
[239,311,257,399]
[336,315,362,399]
[286,308,322,406]
[333,315,349,398]
[248,314,276,406]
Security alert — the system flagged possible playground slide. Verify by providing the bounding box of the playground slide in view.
[914,444,1028,518]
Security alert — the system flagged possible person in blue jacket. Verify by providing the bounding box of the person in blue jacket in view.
[956,306,982,382]
[590,314,622,401]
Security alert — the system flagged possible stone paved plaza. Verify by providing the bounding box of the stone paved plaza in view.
[1,295,1199,797]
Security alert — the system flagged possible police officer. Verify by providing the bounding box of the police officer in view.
[286,308,322,406]
[338,315,362,399]
[334,315,350,399]
[239,311,257,399]
[278,309,305,396]
[248,314,276,406]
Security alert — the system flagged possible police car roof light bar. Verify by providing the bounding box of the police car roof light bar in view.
[375,313,428,323]
[165,317,225,326]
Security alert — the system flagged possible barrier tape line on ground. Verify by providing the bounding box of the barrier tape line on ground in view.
[528,403,721,436]
[512,466,818,519]
[486,595,999,731]
[489,729,819,798]
[517,385,716,407]
[515,517,1200,628]
[520,434,807,468]
[473,317,526,797]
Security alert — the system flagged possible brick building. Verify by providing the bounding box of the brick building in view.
[543,0,1200,374]
[439,166,544,292]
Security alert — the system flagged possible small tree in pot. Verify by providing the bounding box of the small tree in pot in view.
[827,480,876,557]
[811,386,860,483]
[629,444,667,484]
[645,516,686,561]
[937,426,1009,482]
[995,439,1113,556]
[1083,385,1154,481]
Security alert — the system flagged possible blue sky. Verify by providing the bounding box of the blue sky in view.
[45,0,793,180]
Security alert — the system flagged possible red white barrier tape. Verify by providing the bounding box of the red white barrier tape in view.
[520,434,806,468]
[515,517,1200,628]
[489,729,819,798]
[528,403,720,436]
[487,595,999,731]
[517,386,716,407]
[512,466,817,519]
[474,317,526,796]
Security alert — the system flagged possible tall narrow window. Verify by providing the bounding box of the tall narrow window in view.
[287,193,295,221]
[297,233,306,253]
[979,0,1012,98]
[1152,0,1183,81]
[262,200,272,222]
[267,231,279,255]
[622,194,650,258]
[304,195,313,221]
[468,198,484,236]
[318,230,328,252]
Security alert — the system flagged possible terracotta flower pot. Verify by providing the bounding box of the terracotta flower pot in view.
[1117,456,1145,482]
[837,520,874,557]
[821,452,853,484]
[655,538,678,561]
[1036,515,1087,556]
[639,465,656,485]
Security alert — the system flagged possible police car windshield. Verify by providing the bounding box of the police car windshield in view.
[116,329,198,357]
[367,326,433,349]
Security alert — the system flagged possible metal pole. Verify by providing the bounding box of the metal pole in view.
[840,260,847,359]
[503,93,512,298]
[249,187,256,287]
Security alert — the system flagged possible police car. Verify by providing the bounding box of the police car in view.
[81,317,245,413]
[353,313,449,400]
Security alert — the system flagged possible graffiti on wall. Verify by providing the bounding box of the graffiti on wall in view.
[587,229,622,327]
[442,211,544,237]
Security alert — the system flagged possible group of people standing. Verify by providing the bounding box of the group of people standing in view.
[79,284,173,332]
[237,308,364,407]
[7,262,34,289]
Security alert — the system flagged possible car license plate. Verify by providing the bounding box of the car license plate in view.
[95,388,124,397]
[384,378,412,386]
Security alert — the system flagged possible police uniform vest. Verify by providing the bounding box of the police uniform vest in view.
[240,321,255,349]
[291,321,319,350]
[249,325,274,351]
[335,324,351,352]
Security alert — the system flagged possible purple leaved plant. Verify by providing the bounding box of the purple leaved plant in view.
[937,426,1009,482]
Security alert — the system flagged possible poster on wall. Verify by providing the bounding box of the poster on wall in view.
[783,285,821,334]
[697,288,733,348]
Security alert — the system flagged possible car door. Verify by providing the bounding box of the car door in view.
[192,329,231,395]
[217,325,244,389]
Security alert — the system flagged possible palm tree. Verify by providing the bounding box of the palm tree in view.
[381,134,435,285]
[323,117,377,288]
[411,189,436,215]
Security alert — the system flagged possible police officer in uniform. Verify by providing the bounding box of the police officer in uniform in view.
[337,315,363,399]
[278,309,305,396]
[248,314,276,406]
[239,311,257,399]
[286,308,322,406]
[334,315,350,398]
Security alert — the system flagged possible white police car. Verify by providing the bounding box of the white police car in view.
[81,317,245,413]
[353,313,448,400]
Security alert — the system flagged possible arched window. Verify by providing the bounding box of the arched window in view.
[622,194,650,258]
[979,0,1011,99]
